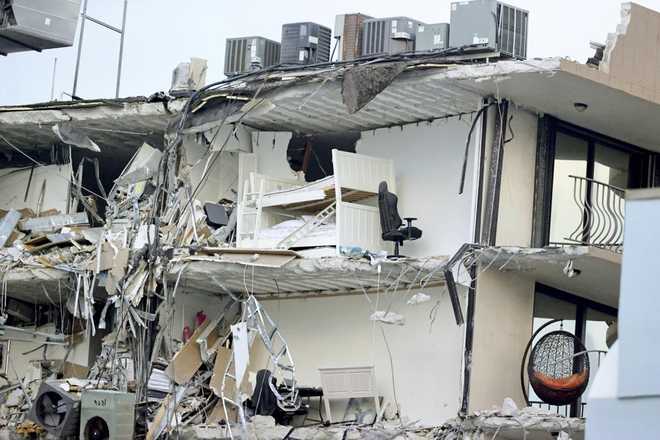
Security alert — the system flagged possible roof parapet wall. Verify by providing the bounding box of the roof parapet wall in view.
[561,2,660,105]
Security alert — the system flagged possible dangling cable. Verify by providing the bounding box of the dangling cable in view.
[458,102,494,195]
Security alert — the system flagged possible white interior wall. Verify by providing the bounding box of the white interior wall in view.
[254,285,466,426]
[469,269,535,411]
[2,323,91,383]
[248,120,477,258]
[495,107,538,247]
[181,134,241,204]
[0,164,71,214]
[252,132,299,180]
[357,119,476,257]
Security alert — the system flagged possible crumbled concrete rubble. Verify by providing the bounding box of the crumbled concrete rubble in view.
[180,417,435,440]
[434,400,584,440]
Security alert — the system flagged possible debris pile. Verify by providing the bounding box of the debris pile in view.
[434,399,584,440]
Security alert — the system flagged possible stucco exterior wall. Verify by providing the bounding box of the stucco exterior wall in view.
[469,269,535,411]
[494,107,538,247]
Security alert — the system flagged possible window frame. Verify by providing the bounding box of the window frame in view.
[532,117,653,247]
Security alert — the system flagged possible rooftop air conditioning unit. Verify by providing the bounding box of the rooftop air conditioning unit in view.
[224,36,281,77]
[361,17,424,57]
[416,23,450,52]
[0,0,81,55]
[280,22,332,65]
[449,0,528,59]
[80,390,136,440]
[28,381,81,438]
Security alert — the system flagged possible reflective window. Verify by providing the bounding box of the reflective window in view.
[549,133,588,245]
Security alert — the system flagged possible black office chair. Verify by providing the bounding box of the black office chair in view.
[378,181,422,257]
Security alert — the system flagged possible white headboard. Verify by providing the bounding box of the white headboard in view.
[331,150,396,195]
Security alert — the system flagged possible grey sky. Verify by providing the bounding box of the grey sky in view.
[1,0,659,106]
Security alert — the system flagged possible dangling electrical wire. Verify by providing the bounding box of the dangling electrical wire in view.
[458,102,495,195]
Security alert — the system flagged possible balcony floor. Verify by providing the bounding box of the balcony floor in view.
[476,245,621,308]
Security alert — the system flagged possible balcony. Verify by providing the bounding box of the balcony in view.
[564,175,625,253]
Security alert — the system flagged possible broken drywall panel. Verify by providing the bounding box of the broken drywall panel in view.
[88,242,115,273]
[105,247,129,295]
[114,143,162,186]
[180,135,208,169]
[80,227,104,244]
[133,224,157,250]
[0,209,21,247]
[231,322,250,388]
[124,263,149,306]
[0,164,72,214]
[21,212,89,234]
[190,151,239,204]
[52,123,101,152]
[210,345,233,397]
[165,319,220,385]
[177,134,240,204]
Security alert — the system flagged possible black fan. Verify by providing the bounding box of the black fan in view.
[28,382,80,438]
[35,391,68,428]
[84,416,110,440]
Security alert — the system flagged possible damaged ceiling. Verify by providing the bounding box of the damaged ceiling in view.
[0,96,186,158]
[477,246,621,308]
[188,55,660,152]
[170,254,448,298]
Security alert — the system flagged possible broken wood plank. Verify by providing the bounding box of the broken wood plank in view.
[165,319,220,385]
[210,346,232,397]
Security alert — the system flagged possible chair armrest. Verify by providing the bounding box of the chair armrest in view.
[404,217,418,228]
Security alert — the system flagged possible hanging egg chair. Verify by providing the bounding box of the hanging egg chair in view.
[527,330,590,406]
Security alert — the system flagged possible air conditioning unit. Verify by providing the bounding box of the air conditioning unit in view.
[224,36,281,77]
[361,17,425,57]
[280,22,332,65]
[0,0,81,55]
[80,390,136,440]
[449,0,528,59]
[28,381,81,438]
[416,23,450,52]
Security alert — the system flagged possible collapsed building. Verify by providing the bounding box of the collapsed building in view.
[0,2,659,439]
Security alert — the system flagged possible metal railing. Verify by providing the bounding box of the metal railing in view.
[566,175,625,252]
